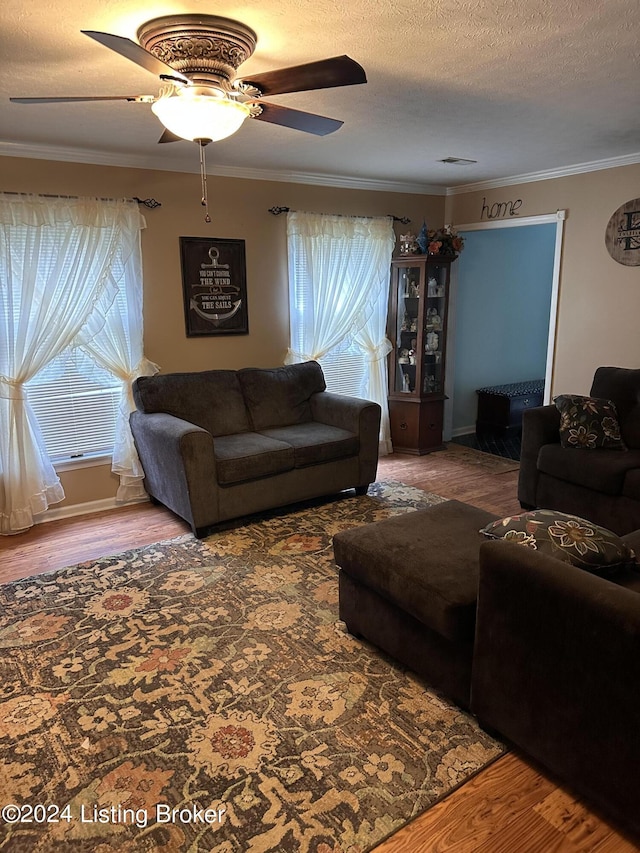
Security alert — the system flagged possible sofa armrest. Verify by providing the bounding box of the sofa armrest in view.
[130,411,218,535]
[310,392,381,486]
[518,404,560,507]
[310,391,377,431]
[472,540,640,833]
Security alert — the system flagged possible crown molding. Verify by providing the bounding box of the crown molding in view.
[0,141,445,196]
[3,140,637,197]
[446,151,640,195]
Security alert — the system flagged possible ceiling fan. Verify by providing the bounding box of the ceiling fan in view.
[10,14,367,220]
[10,14,366,141]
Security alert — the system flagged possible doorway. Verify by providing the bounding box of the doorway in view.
[444,211,565,447]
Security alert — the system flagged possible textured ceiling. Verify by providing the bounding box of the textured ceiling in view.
[2,0,640,191]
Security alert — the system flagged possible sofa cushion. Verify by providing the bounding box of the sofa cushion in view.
[133,371,251,437]
[623,468,640,501]
[554,394,626,450]
[538,444,640,495]
[481,509,637,576]
[213,433,294,485]
[238,362,326,430]
[259,422,358,467]
[590,366,640,449]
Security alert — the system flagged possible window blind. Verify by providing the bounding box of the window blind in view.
[26,352,121,460]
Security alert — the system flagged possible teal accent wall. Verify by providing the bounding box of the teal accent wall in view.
[452,224,556,432]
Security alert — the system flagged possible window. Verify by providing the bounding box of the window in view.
[287,229,371,398]
[0,194,151,534]
[316,343,367,398]
[286,211,395,453]
[24,250,132,463]
[26,353,121,461]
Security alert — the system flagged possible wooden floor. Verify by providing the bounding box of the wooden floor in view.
[1,446,638,853]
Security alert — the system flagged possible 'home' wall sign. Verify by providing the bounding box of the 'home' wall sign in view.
[480,196,523,220]
[605,198,640,266]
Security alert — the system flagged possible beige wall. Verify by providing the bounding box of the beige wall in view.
[446,164,640,396]
[0,155,444,508]
[6,155,637,513]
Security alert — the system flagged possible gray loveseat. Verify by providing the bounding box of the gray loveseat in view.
[130,361,381,536]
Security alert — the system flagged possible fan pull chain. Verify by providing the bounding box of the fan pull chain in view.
[197,139,211,224]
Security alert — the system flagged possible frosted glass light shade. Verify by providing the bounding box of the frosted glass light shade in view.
[152,92,251,142]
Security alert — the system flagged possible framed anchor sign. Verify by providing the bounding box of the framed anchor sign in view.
[180,237,249,336]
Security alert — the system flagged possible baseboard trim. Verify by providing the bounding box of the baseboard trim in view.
[35,496,149,525]
[451,426,476,437]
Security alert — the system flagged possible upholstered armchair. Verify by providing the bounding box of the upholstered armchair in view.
[518,366,640,535]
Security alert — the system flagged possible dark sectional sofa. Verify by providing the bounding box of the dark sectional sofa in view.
[334,494,640,837]
[130,361,381,536]
[472,534,640,838]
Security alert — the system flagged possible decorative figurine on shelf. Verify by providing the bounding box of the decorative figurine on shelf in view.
[416,221,429,254]
[423,375,436,393]
[427,277,437,297]
[402,372,411,392]
[399,233,419,255]
[426,331,439,352]
[402,272,419,296]
[427,307,442,329]
[399,348,409,364]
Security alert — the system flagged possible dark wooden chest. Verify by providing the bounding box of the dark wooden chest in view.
[476,380,545,435]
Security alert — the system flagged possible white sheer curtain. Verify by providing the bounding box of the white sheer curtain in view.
[75,210,158,503]
[286,210,395,452]
[0,194,143,534]
[353,312,393,455]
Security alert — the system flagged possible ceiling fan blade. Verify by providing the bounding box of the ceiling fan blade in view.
[82,30,189,85]
[239,55,366,96]
[10,95,155,104]
[253,102,343,135]
[158,128,185,143]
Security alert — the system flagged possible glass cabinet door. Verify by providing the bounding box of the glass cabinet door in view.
[422,262,447,395]
[392,264,421,394]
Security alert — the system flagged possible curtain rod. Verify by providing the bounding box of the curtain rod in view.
[1,191,161,209]
[268,206,410,224]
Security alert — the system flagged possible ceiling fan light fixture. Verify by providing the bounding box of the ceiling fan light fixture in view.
[151,89,252,142]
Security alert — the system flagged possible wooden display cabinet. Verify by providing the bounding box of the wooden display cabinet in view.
[387,255,454,454]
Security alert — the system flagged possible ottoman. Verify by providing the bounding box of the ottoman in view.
[333,500,496,709]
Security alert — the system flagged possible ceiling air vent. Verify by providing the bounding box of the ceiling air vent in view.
[440,157,477,165]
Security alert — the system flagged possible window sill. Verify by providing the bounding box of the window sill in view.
[53,453,113,473]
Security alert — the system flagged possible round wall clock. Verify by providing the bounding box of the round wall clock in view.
[605,198,640,266]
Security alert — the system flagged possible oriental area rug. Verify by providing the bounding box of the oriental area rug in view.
[0,481,504,853]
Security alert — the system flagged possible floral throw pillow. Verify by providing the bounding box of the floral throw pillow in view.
[480,509,637,575]
[554,394,626,450]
